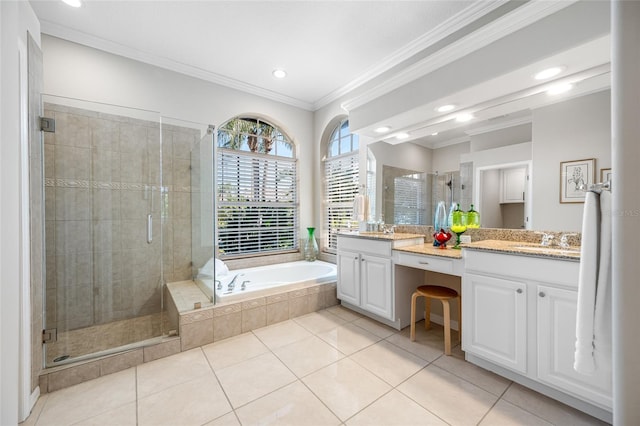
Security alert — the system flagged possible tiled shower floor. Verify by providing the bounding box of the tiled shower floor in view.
[23,306,607,426]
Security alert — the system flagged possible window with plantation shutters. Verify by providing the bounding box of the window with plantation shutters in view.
[323,120,359,253]
[392,173,426,225]
[217,118,297,257]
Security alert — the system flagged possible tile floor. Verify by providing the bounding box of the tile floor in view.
[23,306,608,426]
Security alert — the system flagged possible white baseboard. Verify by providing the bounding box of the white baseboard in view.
[429,313,460,331]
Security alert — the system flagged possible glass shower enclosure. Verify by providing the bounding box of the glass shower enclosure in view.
[42,95,165,366]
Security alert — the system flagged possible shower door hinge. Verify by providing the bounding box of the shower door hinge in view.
[39,117,56,133]
[42,328,57,344]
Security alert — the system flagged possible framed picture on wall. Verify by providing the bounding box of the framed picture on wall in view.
[600,168,612,184]
[560,158,595,203]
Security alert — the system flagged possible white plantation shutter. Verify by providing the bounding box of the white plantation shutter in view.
[393,174,426,225]
[324,153,359,252]
[217,148,298,256]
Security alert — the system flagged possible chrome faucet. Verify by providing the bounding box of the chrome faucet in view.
[536,232,555,246]
[227,273,243,291]
[559,233,577,249]
[241,280,250,291]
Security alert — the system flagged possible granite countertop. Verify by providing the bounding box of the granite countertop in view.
[462,239,581,261]
[338,231,425,241]
[393,243,463,259]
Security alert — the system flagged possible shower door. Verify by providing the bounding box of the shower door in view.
[42,95,164,366]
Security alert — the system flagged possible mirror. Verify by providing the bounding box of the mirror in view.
[367,141,467,226]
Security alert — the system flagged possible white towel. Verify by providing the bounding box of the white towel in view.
[593,190,612,373]
[574,190,612,375]
[352,194,368,222]
[574,192,599,374]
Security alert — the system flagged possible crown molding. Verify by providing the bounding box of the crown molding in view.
[312,0,509,110]
[40,20,315,111]
[340,0,578,112]
[465,115,532,136]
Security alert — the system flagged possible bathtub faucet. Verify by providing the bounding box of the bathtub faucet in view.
[227,273,243,291]
[241,280,250,291]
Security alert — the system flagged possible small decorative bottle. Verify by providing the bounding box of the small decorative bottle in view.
[304,227,319,262]
[467,204,480,228]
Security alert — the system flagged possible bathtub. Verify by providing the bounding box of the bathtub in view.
[196,260,337,303]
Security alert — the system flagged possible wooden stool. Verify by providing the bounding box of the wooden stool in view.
[410,285,461,355]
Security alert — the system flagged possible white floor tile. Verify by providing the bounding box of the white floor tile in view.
[385,329,444,362]
[235,381,341,426]
[201,332,269,371]
[70,402,136,426]
[397,364,498,426]
[317,323,381,355]
[252,319,313,350]
[293,311,347,334]
[303,358,391,421]
[136,348,212,398]
[36,369,136,426]
[273,335,344,378]
[433,352,511,396]
[352,316,397,339]
[203,412,241,426]
[480,399,552,426]
[346,389,447,426]
[349,340,428,386]
[326,305,363,322]
[216,352,297,408]
[137,374,232,426]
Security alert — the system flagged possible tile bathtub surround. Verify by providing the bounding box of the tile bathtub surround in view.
[24,306,607,426]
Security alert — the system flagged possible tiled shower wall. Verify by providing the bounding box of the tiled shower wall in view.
[43,103,199,335]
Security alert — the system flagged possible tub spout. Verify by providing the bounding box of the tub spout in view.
[241,280,250,291]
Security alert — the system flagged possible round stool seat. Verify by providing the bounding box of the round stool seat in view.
[410,284,461,355]
[415,285,458,300]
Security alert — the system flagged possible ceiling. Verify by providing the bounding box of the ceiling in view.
[30,0,499,111]
[30,1,612,148]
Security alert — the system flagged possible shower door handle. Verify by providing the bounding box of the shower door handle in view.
[147,214,153,244]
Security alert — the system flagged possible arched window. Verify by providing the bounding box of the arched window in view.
[323,119,359,253]
[217,117,297,257]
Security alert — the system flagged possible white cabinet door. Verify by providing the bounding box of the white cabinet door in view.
[337,250,360,306]
[537,285,612,409]
[463,272,528,373]
[501,167,526,203]
[361,255,393,320]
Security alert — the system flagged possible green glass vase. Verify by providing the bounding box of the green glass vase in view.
[304,227,319,262]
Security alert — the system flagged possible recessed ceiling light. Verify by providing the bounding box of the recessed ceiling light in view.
[272,69,287,79]
[534,67,563,80]
[455,113,474,123]
[374,126,391,134]
[431,132,439,136]
[395,133,409,140]
[436,104,456,113]
[546,83,573,95]
[61,0,82,7]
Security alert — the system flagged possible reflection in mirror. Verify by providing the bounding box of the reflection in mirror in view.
[478,162,531,230]
[382,166,431,225]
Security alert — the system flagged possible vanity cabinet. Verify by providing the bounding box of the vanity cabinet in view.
[337,236,395,321]
[464,272,527,374]
[500,167,526,203]
[537,285,612,408]
[462,250,612,414]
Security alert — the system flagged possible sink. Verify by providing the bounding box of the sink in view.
[513,245,581,254]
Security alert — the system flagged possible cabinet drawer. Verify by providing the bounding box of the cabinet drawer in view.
[394,252,454,275]
[338,236,392,257]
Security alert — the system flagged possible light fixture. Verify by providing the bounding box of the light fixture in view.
[436,104,456,113]
[431,132,439,136]
[534,66,563,80]
[546,83,573,95]
[272,69,287,79]
[395,133,409,140]
[374,126,391,134]
[455,113,474,123]
[62,0,82,7]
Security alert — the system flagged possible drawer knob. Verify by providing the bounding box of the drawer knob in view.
[418,261,430,265]
[539,291,546,297]
[516,288,523,294]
